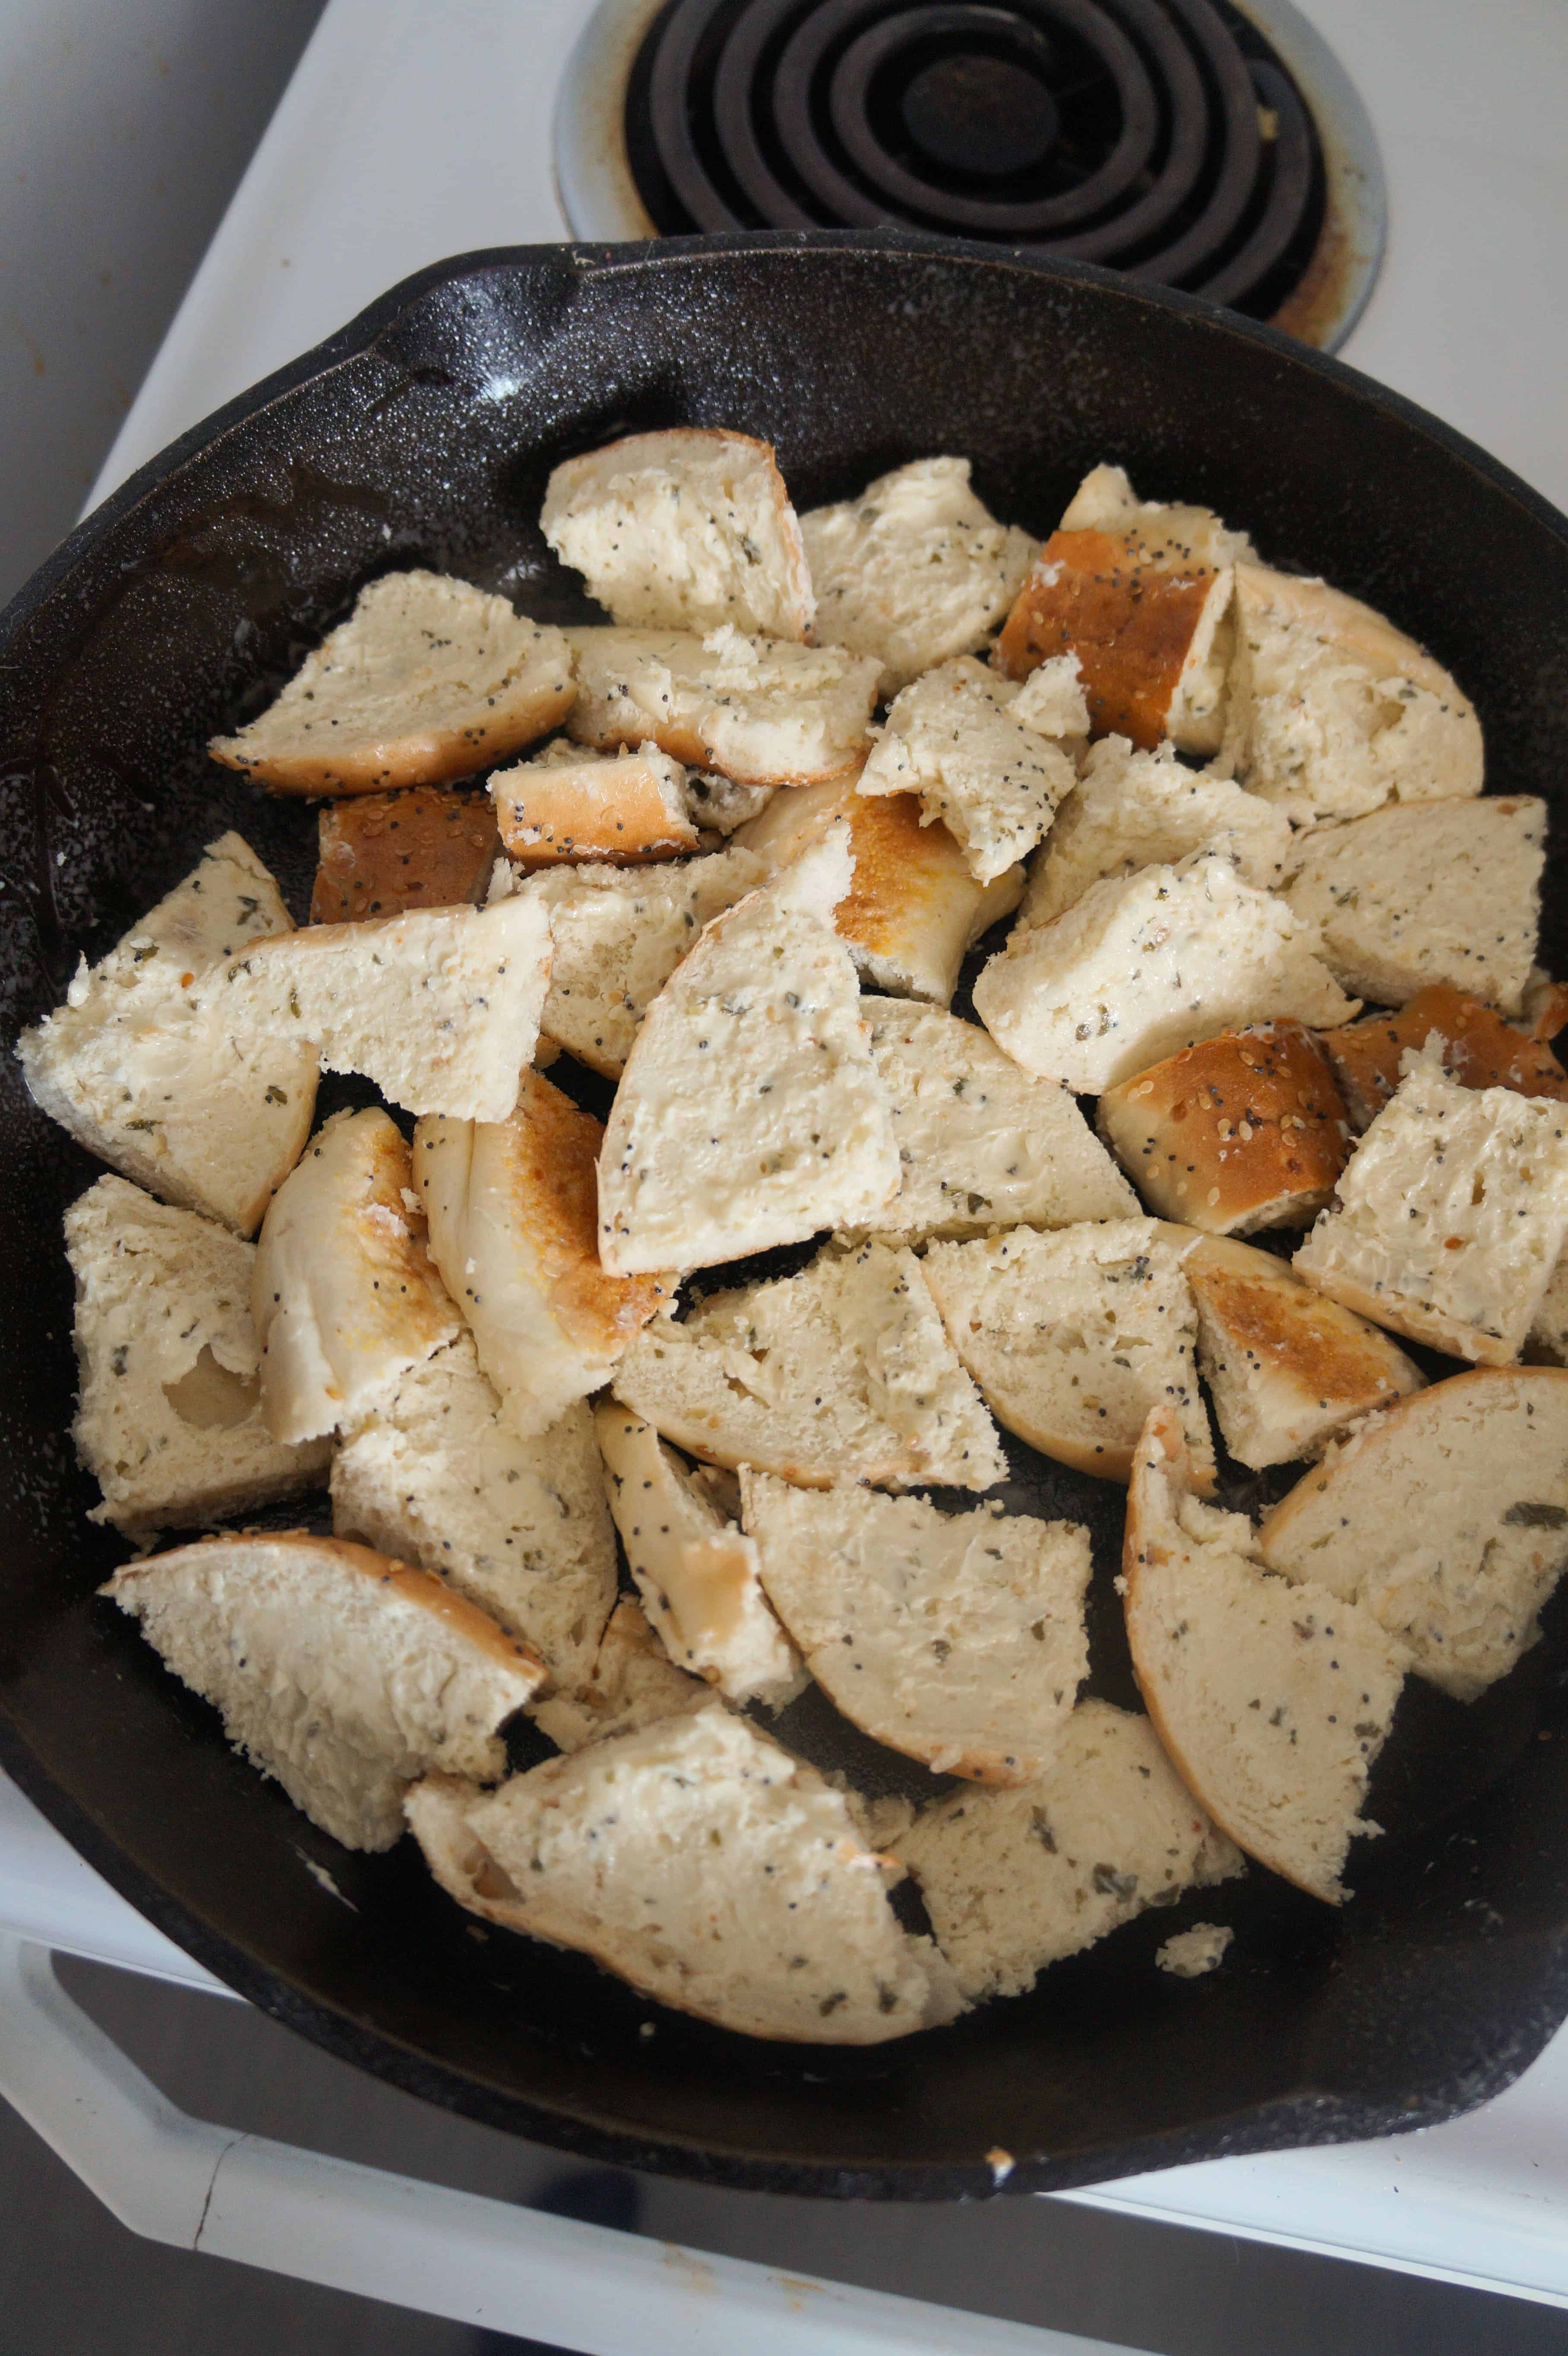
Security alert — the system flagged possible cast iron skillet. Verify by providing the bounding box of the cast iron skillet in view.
[4,231,1568,2203]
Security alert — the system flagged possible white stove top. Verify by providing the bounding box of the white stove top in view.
[14,0,1568,2319]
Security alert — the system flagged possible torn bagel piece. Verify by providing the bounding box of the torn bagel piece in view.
[1320,985,1568,1134]
[741,1472,1090,1783]
[311,788,501,923]
[920,1218,1214,1488]
[406,1709,965,2043]
[489,740,702,867]
[209,571,575,793]
[1123,1406,1407,1905]
[416,1068,673,1438]
[995,467,1253,755]
[106,1532,544,1852]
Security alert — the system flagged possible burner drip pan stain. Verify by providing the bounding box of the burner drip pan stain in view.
[555,0,1385,346]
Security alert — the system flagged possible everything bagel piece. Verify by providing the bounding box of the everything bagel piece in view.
[1258,1368,1568,1701]
[416,1070,673,1438]
[106,1531,545,1851]
[209,571,575,793]
[801,455,1036,696]
[595,827,899,1275]
[310,788,501,924]
[17,832,316,1237]
[741,1469,1091,1784]
[489,740,701,867]
[612,1237,1006,1492]
[405,1709,964,2042]
[252,1107,460,1447]
[542,429,814,641]
[1123,1406,1407,1904]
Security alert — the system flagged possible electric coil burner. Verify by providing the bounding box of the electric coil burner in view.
[555,0,1385,345]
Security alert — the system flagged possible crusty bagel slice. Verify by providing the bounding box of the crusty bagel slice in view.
[1282,795,1544,1018]
[253,1106,460,1446]
[531,1598,712,1755]
[564,624,879,788]
[997,531,1234,756]
[209,892,553,1124]
[1057,464,1255,568]
[919,1218,1214,1489]
[17,831,316,1237]
[1320,985,1568,1135]
[734,775,1024,1005]
[1185,1233,1423,1472]
[1123,1406,1407,1905]
[505,843,768,1079]
[209,571,575,794]
[105,1531,544,1851]
[416,1070,673,1438]
[1096,1020,1352,1237]
[1223,563,1484,825]
[801,455,1035,697]
[898,1696,1244,2001]
[596,1406,802,1709]
[310,788,500,924]
[1018,733,1291,931]
[66,1174,331,1539]
[857,655,1075,885]
[741,1469,1090,1784]
[1258,1368,1568,1701]
[857,996,1136,1244]
[489,741,701,866]
[972,850,1355,1092]
[405,1709,963,2042]
[595,828,900,1275]
[542,429,814,642]
[1293,1055,1568,1367]
[332,1335,617,1691]
[613,1237,1006,1492]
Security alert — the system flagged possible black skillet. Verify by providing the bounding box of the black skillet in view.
[4,231,1568,2203]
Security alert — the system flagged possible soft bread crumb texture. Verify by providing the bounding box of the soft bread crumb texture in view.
[1156,1922,1233,1978]
[209,571,576,793]
[513,844,768,1077]
[613,1237,1006,1491]
[1321,985,1568,1134]
[209,893,553,1124]
[1185,1232,1423,1471]
[331,1334,617,1690]
[1282,796,1544,1017]
[856,996,1136,1244]
[921,1218,1214,1488]
[1220,563,1483,826]
[66,1174,331,1537]
[311,788,500,924]
[405,1708,953,2042]
[565,624,880,787]
[596,831,901,1274]
[531,1597,711,1754]
[1259,1367,1568,1700]
[742,1469,1090,1783]
[106,1532,544,1851]
[899,1696,1244,2000]
[542,430,814,641]
[416,1070,672,1436]
[800,456,1035,697]
[1097,1021,1351,1236]
[490,740,700,866]
[973,851,1355,1092]
[858,656,1075,884]
[597,1405,802,1707]
[1123,1406,1407,1904]
[252,1106,460,1446]
[1019,734,1291,930]
[16,831,316,1237]
[1293,1056,1568,1365]
[734,775,1024,1004]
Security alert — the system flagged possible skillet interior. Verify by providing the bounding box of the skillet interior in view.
[4,231,1568,2200]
